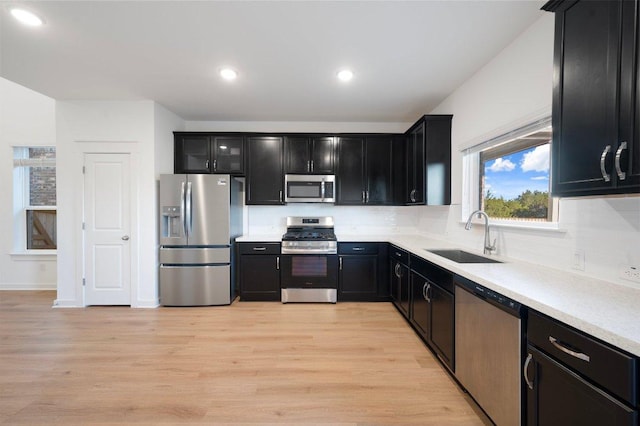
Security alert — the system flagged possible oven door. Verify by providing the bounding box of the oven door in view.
[280,254,338,288]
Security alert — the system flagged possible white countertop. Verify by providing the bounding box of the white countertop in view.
[236,233,640,357]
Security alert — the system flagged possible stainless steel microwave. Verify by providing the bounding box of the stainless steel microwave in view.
[285,174,335,203]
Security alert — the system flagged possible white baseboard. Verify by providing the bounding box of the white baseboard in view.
[134,299,160,308]
[52,298,82,308]
[0,283,56,290]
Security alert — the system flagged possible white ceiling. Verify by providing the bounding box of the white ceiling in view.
[0,1,546,122]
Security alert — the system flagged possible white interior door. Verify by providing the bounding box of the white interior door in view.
[84,153,131,305]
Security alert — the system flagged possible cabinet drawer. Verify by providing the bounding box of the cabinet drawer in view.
[410,255,453,294]
[338,242,379,255]
[528,311,638,406]
[237,242,281,255]
[389,245,409,264]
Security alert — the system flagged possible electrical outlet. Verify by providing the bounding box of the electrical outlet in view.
[571,250,585,271]
[620,265,640,283]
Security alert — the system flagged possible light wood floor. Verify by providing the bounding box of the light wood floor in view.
[0,291,490,425]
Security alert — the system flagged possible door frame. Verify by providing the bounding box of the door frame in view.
[75,142,140,307]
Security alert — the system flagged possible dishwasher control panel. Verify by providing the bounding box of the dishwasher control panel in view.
[455,274,521,316]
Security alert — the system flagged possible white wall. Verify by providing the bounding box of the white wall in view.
[0,77,57,289]
[55,100,176,307]
[422,15,640,288]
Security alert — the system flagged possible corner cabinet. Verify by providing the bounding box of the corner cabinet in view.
[544,0,640,196]
[389,245,410,318]
[336,136,394,205]
[174,133,244,175]
[246,136,284,205]
[338,242,389,301]
[399,115,452,205]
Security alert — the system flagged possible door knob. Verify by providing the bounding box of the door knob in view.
[122,235,130,241]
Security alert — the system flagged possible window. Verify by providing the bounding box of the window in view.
[463,117,558,225]
[13,147,57,252]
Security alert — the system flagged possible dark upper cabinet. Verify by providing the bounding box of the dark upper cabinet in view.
[336,137,366,203]
[246,136,284,205]
[406,123,425,204]
[544,0,640,196]
[174,133,244,175]
[174,134,211,173]
[285,136,335,174]
[337,136,393,205]
[424,117,452,205]
[212,136,244,174]
[399,115,452,205]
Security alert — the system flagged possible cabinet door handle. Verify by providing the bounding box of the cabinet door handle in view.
[213,159,217,171]
[362,191,366,204]
[252,247,267,251]
[548,336,591,362]
[279,190,283,203]
[394,263,401,278]
[366,191,369,203]
[615,141,627,180]
[307,160,311,172]
[311,160,314,172]
[339,257,343,270]
[423,283,431,302]
[523,353,534,390]
[410,189,416,202]
[276,256,280,270]
[600,145,611,182]
[352,247,365,251]
[205,160,210,170]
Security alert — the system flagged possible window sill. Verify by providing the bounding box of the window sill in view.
[10,251,57,261]
[461,220,567,233]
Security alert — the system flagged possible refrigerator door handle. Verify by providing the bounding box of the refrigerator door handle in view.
[186,181,193,238]
[180,181,187,237]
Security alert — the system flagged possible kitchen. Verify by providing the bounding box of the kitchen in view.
[1,1,639,424]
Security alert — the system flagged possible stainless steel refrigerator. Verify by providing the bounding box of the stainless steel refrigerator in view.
[159,174,243,306]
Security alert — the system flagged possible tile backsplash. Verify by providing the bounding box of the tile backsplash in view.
[244,196,639,288]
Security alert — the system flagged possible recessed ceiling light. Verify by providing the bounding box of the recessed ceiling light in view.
[337,69,354,82]
[10,8,44,27]
[220,68,238,81]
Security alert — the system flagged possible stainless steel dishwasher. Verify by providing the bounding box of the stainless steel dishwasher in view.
[455,275,523,426]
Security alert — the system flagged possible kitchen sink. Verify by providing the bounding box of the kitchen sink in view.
[426,249,502,264]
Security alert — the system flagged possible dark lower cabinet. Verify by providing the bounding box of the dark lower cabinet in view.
[237,243,280,301]
[409,255,454,371]
[338,242,388,301]
[526,346,637,426]
[526,310,638,425]
[389,245,410,318]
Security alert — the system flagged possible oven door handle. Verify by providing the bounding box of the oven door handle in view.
[339,257,343,270]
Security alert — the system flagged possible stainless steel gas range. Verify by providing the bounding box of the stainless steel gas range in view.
[280,216,338,303]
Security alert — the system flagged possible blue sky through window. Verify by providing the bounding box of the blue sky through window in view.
[483,144,550,200]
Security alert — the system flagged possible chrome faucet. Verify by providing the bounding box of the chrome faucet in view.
[465,210,496,255]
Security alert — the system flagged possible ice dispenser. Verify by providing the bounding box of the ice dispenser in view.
[161,206,184,239]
